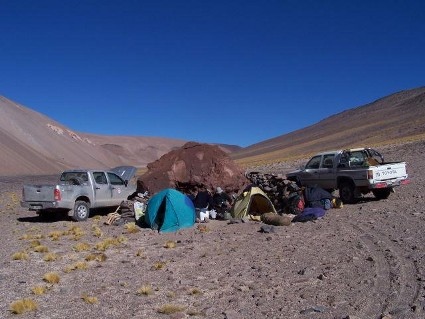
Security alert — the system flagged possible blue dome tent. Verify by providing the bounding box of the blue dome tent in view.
[145,188,196,233]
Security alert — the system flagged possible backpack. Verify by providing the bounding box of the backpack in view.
[287,193,305,215]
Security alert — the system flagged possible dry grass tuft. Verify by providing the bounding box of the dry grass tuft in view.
[67,225,85,240]
[157,304,185,314]
[12,251,29,260]
[19,233,44,240]
[43,272,60,284]
[43,252,58,262]
[124,222,140,234]
[95,236,125,251]
[73,242,91,252]
[9,298,38,314]
[152,261,166,270]
[188,288,202,295]
[65,261,88,272]
[33,245,49,253]
[137,285,153,296]
[135,249,146,258]
[92,225,103,238]
[48,230,64,241]
[29,240,42,248]
[164,240,176,249]
[31,285,48,295]
[196,224,209,233]
[81,294,98,304]
[85,252,107,262]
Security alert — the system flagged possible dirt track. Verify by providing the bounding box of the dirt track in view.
[0,141,424,319]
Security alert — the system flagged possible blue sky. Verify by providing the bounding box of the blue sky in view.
[1,0,424,147]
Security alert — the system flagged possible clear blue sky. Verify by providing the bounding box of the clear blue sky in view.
[1,1,424,147]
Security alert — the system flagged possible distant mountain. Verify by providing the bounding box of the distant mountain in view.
[231,86,425,166]
[0,96,188,176]
[1,86,424,176]
[0,96,240,176]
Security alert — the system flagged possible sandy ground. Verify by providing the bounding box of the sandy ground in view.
[0,141,424,319]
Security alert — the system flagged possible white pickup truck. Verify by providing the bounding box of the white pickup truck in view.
[285,148,409,203]
[21,166,137,221]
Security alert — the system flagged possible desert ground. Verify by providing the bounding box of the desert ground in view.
[0,140,424,319]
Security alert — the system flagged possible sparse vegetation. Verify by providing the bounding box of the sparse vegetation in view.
[43,272,60,284]
[157,304,185,314]
[9,298,38,314]
[12,251,29,260]
[95,237,123,251]
[73,242,91,252]
[81,294,98,304]
[85,252,107,262]
[33,244,49,253]
[152,261,166,270]
[164,240,176,248]
[31,285,48,295]
[92,225,103,237]
[124,222,140,233]
[48,230,64,241]
[137,285,153,296]
[43,252,58,262]
[65,261,88,272]
[188,288,202,295]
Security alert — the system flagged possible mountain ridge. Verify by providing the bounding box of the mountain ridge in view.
[1,86,424,176]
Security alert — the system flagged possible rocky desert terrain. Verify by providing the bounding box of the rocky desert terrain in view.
[0,140,424,319]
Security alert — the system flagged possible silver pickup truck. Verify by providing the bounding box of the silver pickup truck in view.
[285,148,409,203]
[21,166,137,221]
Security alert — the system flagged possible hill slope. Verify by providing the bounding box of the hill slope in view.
[0,96,187,176]
[232,86,425,166]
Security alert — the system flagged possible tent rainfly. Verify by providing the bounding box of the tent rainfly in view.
[230,186,277,218]
[145,188,196,233]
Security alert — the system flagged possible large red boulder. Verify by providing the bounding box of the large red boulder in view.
[138,142,249,195]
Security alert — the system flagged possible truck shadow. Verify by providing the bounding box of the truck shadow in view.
[17,207,120,223]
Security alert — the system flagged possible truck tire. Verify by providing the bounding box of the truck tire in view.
[372,188,392,200]
[339,181,356,204]
[73,201,90,221]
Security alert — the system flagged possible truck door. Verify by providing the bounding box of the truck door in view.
[318,154,336,189]
[298,155,322,186]
[107,172,128,204]
[92,172,110,207]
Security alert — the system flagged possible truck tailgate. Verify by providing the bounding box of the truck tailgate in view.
[23,185,56,202]
[373,162,407,182]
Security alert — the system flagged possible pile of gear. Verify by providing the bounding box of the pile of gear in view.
[105,191,150,226]
[245,171,306,215]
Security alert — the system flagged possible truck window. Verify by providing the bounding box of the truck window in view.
[93,172,107,184]
[322,155,334,168]
[60,172,88,185]
[349,151,366,166]
[107,173,125,185]
[306,156,321,169]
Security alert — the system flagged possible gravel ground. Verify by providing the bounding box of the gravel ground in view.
[0,141,424,319]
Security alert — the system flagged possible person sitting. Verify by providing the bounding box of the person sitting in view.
[212,187,232,218]
[193,185,213,211]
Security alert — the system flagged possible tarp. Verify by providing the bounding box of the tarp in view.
[145,188,195,233]
[230,186,277,218]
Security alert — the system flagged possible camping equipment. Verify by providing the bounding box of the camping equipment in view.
[230,186,277,218]
[145,188,196,233]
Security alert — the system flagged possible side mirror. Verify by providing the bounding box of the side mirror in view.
[124,180,128,187]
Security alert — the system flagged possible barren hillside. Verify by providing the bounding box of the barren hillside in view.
[1,86,424,176]
[232,86,425,167]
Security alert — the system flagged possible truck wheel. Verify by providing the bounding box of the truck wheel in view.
[372,188,391,200]
[73,201,90,221]
[339,181,356,204]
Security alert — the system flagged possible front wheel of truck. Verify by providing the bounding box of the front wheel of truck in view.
[73,201,90,221]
